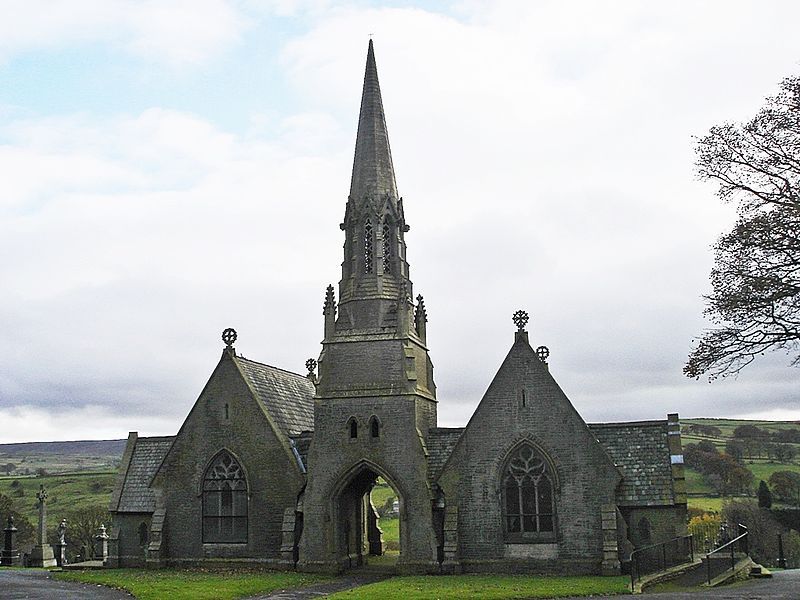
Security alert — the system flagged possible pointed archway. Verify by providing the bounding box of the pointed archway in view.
[333,462,404,571]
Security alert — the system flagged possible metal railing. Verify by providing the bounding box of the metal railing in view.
[629,534,694,591]
[704,523,748,585]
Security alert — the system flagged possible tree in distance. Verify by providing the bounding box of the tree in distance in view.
[685,74,800,380]
[758,479,773,509]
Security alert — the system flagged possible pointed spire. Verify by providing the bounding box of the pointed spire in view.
[349,40,398,203]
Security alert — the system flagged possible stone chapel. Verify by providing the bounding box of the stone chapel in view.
[108,41,688,575]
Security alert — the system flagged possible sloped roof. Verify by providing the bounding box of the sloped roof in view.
[589,420,675,507]
[115,436,174,513]
[236,357,315,437]
[427,427,464,482]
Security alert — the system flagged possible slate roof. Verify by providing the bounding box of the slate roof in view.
[589,420,675,507]
[236,357,315,437]
[115,436,174,513]
[426,427,464,481]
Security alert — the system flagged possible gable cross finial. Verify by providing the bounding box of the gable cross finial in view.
[512,310,529,332]
[536,345,550,363]
[222,328,237,348]
[305,358,317,377]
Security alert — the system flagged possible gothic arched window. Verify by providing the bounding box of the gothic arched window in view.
[138,522,149,547]
[202,451,248,543]
[348,417,358,439]
[382,221,392,273]
[502,444,555,540]
[637,517,652,544]
[364,219,374,273]
[370,416,380,438]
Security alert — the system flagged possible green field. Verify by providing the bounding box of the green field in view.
[681,418,800,510]
[0,471,115,532]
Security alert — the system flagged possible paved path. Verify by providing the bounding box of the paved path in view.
[246,573,388,599]
[0,568,131,599]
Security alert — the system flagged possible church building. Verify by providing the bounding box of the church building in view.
[108,41,687,575]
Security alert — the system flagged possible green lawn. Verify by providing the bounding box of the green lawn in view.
[327,575,630,599]
[54,568,328,600]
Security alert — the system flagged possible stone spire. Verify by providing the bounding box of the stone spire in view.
[337,41,413,319]
[349,39,398,204]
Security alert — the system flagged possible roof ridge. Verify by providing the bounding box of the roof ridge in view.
[589,419,668,428]
[236,355,310,380]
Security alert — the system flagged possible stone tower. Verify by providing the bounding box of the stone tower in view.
[298,40,438,574]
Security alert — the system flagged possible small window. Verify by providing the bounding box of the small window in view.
[349,418,358,439]
[138,522,149,546]
[521,389,526,407]
[370,416,380,438]
[638,517,652,544]
[224,403,229,420]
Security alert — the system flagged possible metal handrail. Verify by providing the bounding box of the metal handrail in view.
[629,534,694,591]
[705,523,748,585]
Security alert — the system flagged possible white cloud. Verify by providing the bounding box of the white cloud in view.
[2,1,800,442]
[0,0,249,66]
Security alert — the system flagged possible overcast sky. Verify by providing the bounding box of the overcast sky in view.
[1,1,799,444]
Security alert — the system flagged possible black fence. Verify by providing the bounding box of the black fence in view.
[629,534,694,590]
[704,524,748,585]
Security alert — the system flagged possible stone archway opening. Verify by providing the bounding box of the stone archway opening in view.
[335,466,403,571]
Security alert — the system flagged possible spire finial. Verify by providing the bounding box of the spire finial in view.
[323,284,336,315]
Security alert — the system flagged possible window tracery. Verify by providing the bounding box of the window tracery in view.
[202,451,248,543]
[502,444,555,539]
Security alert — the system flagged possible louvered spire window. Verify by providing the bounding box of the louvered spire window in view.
[364,219,374,273]
[382,221,392,273]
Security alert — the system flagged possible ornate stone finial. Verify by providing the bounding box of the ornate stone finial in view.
[415,295,427,324]
[36,485,47,504]
[323,284,336,315]
[512,310,529,332]
[222,328,237,348]
[6,514,15,529]
[305,358,317,377]
[536,345,550,363]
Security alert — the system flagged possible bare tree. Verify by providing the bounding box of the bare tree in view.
[685,75,800,379]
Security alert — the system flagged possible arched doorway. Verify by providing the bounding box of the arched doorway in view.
[334,463,403,570]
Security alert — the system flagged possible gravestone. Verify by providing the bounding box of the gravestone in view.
[28,485,56,568]
[95,523,109,564]
[1,515,20,566]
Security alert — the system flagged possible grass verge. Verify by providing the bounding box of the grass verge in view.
[54,568,329,600]
[326,575,630,599]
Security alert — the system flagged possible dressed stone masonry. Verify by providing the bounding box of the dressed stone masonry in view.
[109,41,687,574]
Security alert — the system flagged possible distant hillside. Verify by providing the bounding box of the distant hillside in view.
[0,439,126,477]
[681,418,800,513]
[0,439,126,456]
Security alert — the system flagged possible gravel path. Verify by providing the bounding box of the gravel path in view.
[244,573,388,599]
